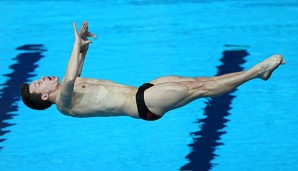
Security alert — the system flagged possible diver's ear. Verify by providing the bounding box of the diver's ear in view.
[41,94,49,101]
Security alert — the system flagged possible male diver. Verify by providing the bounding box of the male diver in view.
[21,21,285,121]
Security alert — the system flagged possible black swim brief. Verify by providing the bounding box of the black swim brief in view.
[136,83,162,121]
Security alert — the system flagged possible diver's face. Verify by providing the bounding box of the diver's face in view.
[29,76,59,99]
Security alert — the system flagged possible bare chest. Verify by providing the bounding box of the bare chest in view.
[57,81,138,117]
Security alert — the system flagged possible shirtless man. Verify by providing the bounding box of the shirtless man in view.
[21,21,285,121]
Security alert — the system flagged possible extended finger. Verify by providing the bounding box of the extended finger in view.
[73,22,77,30]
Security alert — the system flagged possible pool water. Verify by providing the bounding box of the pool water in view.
[0,1,297,171]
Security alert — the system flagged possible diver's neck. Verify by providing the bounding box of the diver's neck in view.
[50,84,62,104]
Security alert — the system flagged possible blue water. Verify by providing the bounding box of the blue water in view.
[0,0,298,171]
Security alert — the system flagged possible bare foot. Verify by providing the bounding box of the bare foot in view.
[257,54,285,80]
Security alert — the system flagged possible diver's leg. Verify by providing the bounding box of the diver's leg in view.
[145,55,285,115]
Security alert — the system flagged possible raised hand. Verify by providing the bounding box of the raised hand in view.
[76,21,95,53]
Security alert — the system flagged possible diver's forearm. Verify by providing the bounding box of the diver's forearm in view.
[65,42,80,81]
[77,52,87,77]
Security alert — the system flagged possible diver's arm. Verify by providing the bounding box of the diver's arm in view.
[60,22,90,107]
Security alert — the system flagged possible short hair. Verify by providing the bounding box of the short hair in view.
[21,83,53,110]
